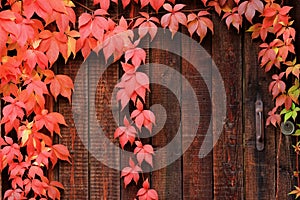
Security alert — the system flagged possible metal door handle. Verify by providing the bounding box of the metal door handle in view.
[255,96,264,151]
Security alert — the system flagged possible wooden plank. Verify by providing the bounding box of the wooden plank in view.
[88,54,121,200]
[276,0,298,198]
[180,8,213,199]
[211,14,243,199]
[150,31,182,199]
[86,1,121,199]
[59,58,89,200]
[243,30,276,199]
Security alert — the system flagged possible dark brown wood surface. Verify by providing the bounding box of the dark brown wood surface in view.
[2,0,300,199]
[57,1,296,199]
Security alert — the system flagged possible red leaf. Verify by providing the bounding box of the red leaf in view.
[161,3,187,37]
[114,117,137,149]
[150,0,165,12]
[187,11,214,42]
[52,144,71,163]
[121,158,142,187]
[34,109,67,135]
[269,72,286,99]
[125,47,146,67]
[266,107,281,127]
[137,179,159,200]
[134,141,154,166]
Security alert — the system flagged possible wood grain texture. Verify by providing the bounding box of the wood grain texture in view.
[243,31,276,200]
[212,14,243,200]
[150,33,182,199]
[59,58,89,200]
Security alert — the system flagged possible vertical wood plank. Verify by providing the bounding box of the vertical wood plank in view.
[88,54,121,200]
[275,0,297,198]
[181,17,213,200]
[150,32,182,199]
[86,0,121,198]
[212,14,243,200]
[59,58,89,199]
[244,31,276,200]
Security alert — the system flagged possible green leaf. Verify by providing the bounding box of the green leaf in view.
[294,129,300,136]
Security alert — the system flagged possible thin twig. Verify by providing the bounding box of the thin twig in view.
[73,0,94,12]
[73,0,210,20]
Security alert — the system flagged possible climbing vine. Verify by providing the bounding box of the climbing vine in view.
[0,0,299,199]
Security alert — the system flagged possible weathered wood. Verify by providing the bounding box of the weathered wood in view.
[243,29,276,200]
[150,32,182,199]
[212,14,243,200]
[181,5,213,200]
[88,55,121,200]
[86,0,121,198]
[59,58,89,199]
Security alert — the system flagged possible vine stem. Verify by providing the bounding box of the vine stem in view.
[73,0,210,20]
[73,0,94,12]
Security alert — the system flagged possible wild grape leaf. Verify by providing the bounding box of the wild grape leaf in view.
[288,79,300,104]
[47,181,64,200]
[278,38,295,63]
[38,30,68,65]
[44,70,74,102]
[2,136,23,163]
[134,141,154,166]
[51,144,71,163]
[138,0,165,12]
[161,3,187,37]
[12,14,35,47]
[269,72,286,99]
[4,189,24,200]
[121,158,142,188]
[208,1,222,15]
[97,17,132,62]
[125,45,146,67]
[76,36,98,60]
[0,10,18,50]
[114,117,137,149]
[266,107,281,127]
[0,82,18,97]
[94,0,110,10]
[280,103,300,122]
[262,4,291,33]
[258,41,281,72]
[237,0,264,23]
[133,12,160,40]
[34,109,67,135]
[0,56,22,85]
[116,63,150,109]
[24,49,48,71]
[130,100,156,132]
[275,94,292,110]
[1,96,25,133]
[50,6,76,33]
[78,9,108,41]
[187,11,214,42]
[66,29,80,59]
[222,7,243,32]
[276,20,295,41]
[137,179,159,200]
[247,23,272,41]
[285,58,300,79]
[289,186,300,199]
[23,0,53,21]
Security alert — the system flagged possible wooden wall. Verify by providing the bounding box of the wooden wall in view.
[2,0,300,199]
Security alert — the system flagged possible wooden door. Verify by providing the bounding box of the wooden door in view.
[39,0,300,199]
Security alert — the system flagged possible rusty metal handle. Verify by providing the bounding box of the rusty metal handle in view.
[255,96,264,151]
